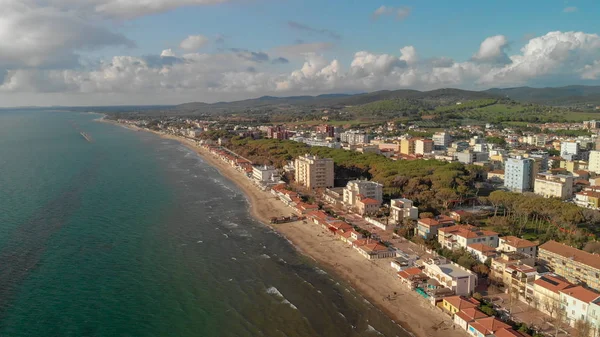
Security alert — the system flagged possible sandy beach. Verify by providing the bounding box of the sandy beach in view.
[102,118,466,337]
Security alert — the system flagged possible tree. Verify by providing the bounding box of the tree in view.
[544,299,567,337]
[584,241,600,254]
[574,319,592,337]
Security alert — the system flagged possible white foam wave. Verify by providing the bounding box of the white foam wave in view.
[260,254,271,259]
[314,267,327,275]
[266,287,298,310]
[366,325,383,335]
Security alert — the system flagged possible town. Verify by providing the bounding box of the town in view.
[113,115,600,337]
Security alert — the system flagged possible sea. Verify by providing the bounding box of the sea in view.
[0,109,412,337]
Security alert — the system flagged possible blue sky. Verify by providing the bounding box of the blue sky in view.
[1,0,600,106]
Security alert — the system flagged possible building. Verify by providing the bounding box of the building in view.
[497,236,537,257]
[416,216,455,239]
[400,138,416,155]
[433,131,452,148]
[454,308,488,331]
[539,240,600,291]
[502,264,538,300]
[252,165,279,183]
[442,296,479,316]
[584,120,600,130]
[294,154,334,189]
[504,157,534,193]
[456,151,489,165]
[353,239,396,259]
[560,286,600,327]
[524,134,548,147]
[589,150,600,174]
[487,170,505,183]
[415,139,434,155]
[316,124,335,138]
[340,131,369,145]
[390,198,419,223]
[533,172,574,200]
[530,274,574,316]
[561,141,580,159]
[343,180,383,207]
[587,299,600,337]
[575,190,600,209]
[467,317,511,337]
[438,225,499,250]
[467,244,498,263]
[356,197,381,215]
[422,258,477,296]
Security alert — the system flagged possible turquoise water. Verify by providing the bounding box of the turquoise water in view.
[0,110,411,337]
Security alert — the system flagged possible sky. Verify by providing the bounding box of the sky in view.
[1,0,600,106]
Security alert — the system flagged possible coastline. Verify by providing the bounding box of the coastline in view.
[100,118,465,337]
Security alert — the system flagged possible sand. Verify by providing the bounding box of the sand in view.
[102,119,467,337]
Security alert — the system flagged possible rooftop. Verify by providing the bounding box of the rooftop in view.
[455,308,488,322]
[467,243,497,255]
[469,317,511,335]
[540,240,600,271]
[560,285,600,303]
[500,236,537,248]
[439,225,498,239]
[494,328,531,337]
[443,296,479,310]
[533,274,573,294]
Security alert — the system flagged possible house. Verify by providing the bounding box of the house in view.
[397,267,427,289]
[449,210,472,223]
[502,264,538,301]
[467,317,511,337]
[575,190,600,209]
[442,295,479,316]
[354,240,396,259]
[493,328,531,337]
[343,180,383,208]
[390,255,417,272]
[422,259,478,296]
[295,202,319,214]
[539,240,600,291]
[454,307,488,331]
[530,274,574,316]
[438,225,499,250]
[467,243,498,263]
[356,197,381,215]
[416,216,455,239]
[339,230,364,245]
[497,236,537,257]
[587,299,600,336]
[560,286,600,327]
[390,198,419,223]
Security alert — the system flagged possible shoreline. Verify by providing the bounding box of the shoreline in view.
[99,118,465,337]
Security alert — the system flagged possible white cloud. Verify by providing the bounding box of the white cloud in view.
[161,49,176,57]
[563,6,578,13]
[179,35,209,51]
[372,5,411,20]
[472,35,510,64]
[272,42,333,59]
[400,46,419,65]
[92,0,231,19]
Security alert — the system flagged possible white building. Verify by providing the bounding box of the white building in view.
[438,225,499,250]
[561,141,580,159]
[294,154,335,189]
[415,139,434,155]
[340,131,369,145]
[343,180,383,207]
[560,286,600,327]
[589,150,600,174]
[497,236,537,257]
[390,198,418,223]
[533,172,574,200]
[422,258,477,296]
[252,165,279,183]
[504,157,534,193]
[433,132,452,148]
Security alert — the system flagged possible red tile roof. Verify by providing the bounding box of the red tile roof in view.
[443,296,479,310]
[560,286,600,303]
[418,218,440,227]
[398,267,423,280]
[533,274,573,294]
[360,198,381,205]
[540,240,600,271]
[500,236,537,248]
[455,308,488,322]
[439,225,498,239]
[494,328,531,337]
[467,243,497,255]
[468,317,511,335]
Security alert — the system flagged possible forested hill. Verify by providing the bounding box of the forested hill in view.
[485,85,600,106]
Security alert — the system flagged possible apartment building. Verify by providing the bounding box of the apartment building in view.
[533,172,574,200]
[433,131,452,148]
[343,180,383,207]
[340,131,369,145]
[504,157,534,193]
[539,240,600,291]
[252,165,279,183]
[529,274,574,316]
[390,198,418,223]
[438,225,499,250]
[416,216,455,239]
[294,154,334,189]
[422,258,477,296]
[400,138,416,155]
[415,139,434,155]
[560,286,600,327]
[589,150,600,174]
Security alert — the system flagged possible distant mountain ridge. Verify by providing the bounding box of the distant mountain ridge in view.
[484,85,600,105]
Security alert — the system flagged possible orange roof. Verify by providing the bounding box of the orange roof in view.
[469,317,510,335]
[443,296,479,311]
[439,225,498,239]
[501,236,537,248]
[467,243,497,255]
[307,210,330,220]
[540,240,600,271]
[494,328,531,337]
[455,308,488,323]
[361,242,389,253]
[360,198,381,205]
[560,286,600,303]
[418,218,440,227]
[398,267,423,279]
[533,274,573,294]
[437,215,455,224]
[489,170,505,174]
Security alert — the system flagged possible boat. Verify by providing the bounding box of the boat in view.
[80,132,93,142]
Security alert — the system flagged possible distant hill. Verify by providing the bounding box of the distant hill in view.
[485,85,600,106]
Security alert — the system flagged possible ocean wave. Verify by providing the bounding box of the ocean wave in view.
[366,325,383,335]
[314,267,327,275]
[266,287,298,310]
[259,254,270,259]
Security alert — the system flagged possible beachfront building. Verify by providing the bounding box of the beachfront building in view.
[416,216,455,239]
[353,239,396,259]
[454,307,488,331]
[442,295,479,316]
[397,267,427,290]
[539,240,600,291]
[422,258,477,296]
[252,165,279,183]
[467,317,511,337]
[355,197,381,216]
[497,236,537,257]
[437,225,499,250]
[390,198,418,223]
[343,180,383,207]
[294,154,334,189]
[560,286,600,327]
[533,172,574,200]
[504,157,534,193]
